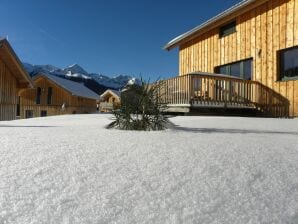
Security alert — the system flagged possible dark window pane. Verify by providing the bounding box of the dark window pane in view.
[16,96,20,117]
[41,110,47,117]
[230,63,241,77]
[219,65,229,75]
[243,60,252,80]
[25,110,33,119]
[36,87,41,104]
[47,87,52,105]
[280,47,298,80]
[220,21,236,38]
[215,58,252,80]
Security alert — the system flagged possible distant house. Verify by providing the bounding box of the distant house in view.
[0,38,33,121]
[163,0,298,117]
[99,89,120,112]
[20,73,99,118]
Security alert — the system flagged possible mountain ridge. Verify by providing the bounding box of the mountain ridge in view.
[23,63,135,94]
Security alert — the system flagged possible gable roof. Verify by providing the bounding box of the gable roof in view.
[164,0,268,50]
[33,73,99,100]
[0,38,33,87]
[100,89,121,99]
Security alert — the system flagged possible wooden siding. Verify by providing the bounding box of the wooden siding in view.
[0,58,19,121]
[20,77,97,118]
[99,92,120,112]
[179,0,298,116]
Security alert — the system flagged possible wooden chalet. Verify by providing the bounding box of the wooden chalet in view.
[0,38,33,121]
[162,0,298,117]
[99,89,121,112]
[19,73,99,118]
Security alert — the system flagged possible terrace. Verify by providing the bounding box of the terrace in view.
[159,72,289,117]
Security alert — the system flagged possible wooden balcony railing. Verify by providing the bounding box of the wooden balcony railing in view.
[100,102,114,111]
[157,72,289,117]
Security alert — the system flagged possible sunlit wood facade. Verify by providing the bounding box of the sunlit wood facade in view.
[99,89,121,112]
[165,0,298,117]
[20,74,98,118]
[0,39,33,121]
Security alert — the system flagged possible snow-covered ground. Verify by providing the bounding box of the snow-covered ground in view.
[0,114,297,224]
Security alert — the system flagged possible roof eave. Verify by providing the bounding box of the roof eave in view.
[0,38,34,88]
[164,0,263,50]
[100,89,120,99]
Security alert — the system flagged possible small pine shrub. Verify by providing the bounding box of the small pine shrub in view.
[107,78,169,131]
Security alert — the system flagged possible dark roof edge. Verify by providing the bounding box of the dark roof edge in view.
[163,0,259,50]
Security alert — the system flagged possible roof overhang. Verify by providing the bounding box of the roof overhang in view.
[164,0,268,50]
[0,38,33,88]
[100,89,120,100]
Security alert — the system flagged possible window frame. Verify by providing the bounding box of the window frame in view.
[214,58,253,80]
[278,45,298,81]
[36,87,41,105]
[219,21,236,38]
[40,110,47,117]
[47,87,53,105]
[25,110,33,119]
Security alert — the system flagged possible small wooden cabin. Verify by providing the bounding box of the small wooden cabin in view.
[99,89,121,112]
[163,0,298,117]
[20,73,99,118]
[0,38,33,121]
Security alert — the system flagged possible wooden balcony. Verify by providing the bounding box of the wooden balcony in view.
[157,72,289,117]
[100,102,114,112]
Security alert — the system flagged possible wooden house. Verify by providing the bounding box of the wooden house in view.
[0,38,33,121]
[20,73,99,118]
[99,89,121,112]
[163,0,298,117]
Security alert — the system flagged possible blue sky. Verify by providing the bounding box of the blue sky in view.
[0,0,240,79]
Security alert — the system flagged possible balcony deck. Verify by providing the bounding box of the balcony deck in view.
[158,72,289,117]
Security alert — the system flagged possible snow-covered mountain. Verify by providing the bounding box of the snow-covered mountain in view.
[64,64,88,75]
[23,63,134,90]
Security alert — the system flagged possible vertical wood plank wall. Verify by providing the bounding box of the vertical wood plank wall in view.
[20,77,97,118]
[0,58,18,121]
[179,0,298,116]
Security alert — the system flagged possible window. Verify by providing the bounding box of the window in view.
[47,87,52,105]
[219,21,236,38]
[16,96,20,117]
[279,46,298,80]
[215,58,253,80]
[40,110,47,117]
[25,110,33,119]
[36,87,41,104]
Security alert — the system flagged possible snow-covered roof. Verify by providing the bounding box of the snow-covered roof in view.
[164,0,262,50]
[33,73,99,100]
[100,89,121,99]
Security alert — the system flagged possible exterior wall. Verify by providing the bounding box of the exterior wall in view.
[20,77,97,118]
[0,58,19,121]
[100,93,120,112]
[179,0,298,116]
